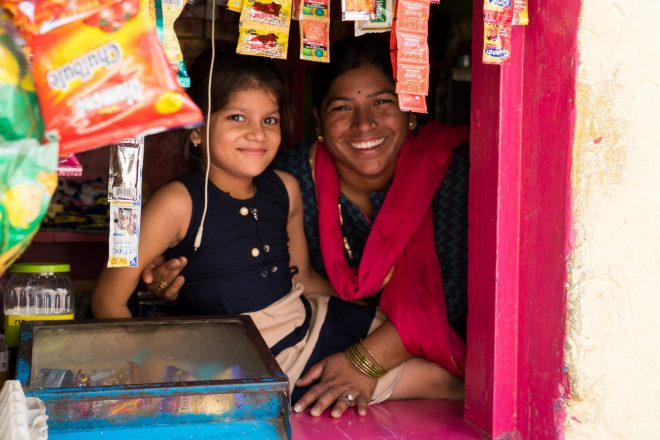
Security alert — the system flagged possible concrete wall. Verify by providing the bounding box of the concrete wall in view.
[566,1,660,438]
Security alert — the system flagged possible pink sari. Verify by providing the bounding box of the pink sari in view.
[314,122,468,377]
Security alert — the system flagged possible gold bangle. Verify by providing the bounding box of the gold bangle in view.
[357,340,388,374]
[345,343,388,379]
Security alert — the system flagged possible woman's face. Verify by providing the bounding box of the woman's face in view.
[316,64,414,185]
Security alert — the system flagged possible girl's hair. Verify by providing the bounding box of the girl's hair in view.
[186,47,294,146]
[312,34,393,110]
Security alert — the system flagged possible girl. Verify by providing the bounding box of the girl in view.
[92,48,461,416]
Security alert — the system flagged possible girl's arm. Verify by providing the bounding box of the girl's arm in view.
[92,182,191,318]
[275,170,336,297]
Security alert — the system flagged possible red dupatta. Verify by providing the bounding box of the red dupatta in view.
[314,121,468,378]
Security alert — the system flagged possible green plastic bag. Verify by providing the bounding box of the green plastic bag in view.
[1,139,58,275]
[0,10,44,142]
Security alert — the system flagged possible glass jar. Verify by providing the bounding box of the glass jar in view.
[3,263,74,348]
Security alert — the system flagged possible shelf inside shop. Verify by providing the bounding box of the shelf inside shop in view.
[33,231,107,243]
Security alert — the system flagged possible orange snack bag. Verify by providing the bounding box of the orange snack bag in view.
[1,0,122,36]
[29,0,203,155]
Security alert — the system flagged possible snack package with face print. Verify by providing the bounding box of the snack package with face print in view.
[28,0,203,155]
[299,18,329,62]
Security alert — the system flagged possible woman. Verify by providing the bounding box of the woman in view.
[142,34,470,418]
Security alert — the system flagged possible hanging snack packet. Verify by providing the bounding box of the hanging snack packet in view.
[396,31,428,64]
[241,0,291,27]
[392,0,430,112]
[342,0,376,21]
[300,18,329,62]
[395,63,429,95]
[0,11,44,142]
[395,0,429,33]
[299,0,329,19]
[237,28,289,59]
[354,0,392,36]
[29,0,203,156]
[237,0,292,59]
[398,93,427,113]
[107,137,143,267]
[482,0,513,64]
[58,154,83,176]
[108,137,143,203]
[149,0,190,87]
[1,0,121,36]
[0,139,58,276]
[227,0,244,13]
[108,203,141,266]
[512,0,528,26]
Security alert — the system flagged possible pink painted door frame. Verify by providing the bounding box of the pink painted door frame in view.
[464,1,579,438]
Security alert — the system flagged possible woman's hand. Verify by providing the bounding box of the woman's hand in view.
[293,351,377,418]
[141,255,187,301]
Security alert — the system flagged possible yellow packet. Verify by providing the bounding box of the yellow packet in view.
[228,0,244,12]
[149,0,190,87]
[512,0,528,25]
[240,0,292,28]
[237,26,290,59]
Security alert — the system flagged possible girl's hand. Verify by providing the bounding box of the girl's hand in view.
[141,255,187,301]
[293,351,376,418]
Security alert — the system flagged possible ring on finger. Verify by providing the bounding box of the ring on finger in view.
[156,280,169,292]
[340,393,356,406]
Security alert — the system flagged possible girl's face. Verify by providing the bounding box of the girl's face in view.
[316,64,414,186]
[193,87,281,182]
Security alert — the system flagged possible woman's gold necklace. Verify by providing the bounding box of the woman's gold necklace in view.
[338,203,354,261]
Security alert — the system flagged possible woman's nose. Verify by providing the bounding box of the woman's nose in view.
[351,108,376,131]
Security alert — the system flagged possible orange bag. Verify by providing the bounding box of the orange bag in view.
[29,0,203,155]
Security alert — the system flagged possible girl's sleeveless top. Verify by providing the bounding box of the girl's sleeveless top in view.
[164,170,293,315]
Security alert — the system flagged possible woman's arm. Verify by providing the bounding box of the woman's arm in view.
[294,319,412,417]
[276,170,336,297]
[92,182,191,318]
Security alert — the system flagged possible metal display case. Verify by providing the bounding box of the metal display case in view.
[15,316,291,439]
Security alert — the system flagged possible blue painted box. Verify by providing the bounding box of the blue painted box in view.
[16,316,291,439]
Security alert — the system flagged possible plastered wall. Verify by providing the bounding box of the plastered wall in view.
[566,1,660,438]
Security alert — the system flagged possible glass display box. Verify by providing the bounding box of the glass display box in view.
[15,316,291,439]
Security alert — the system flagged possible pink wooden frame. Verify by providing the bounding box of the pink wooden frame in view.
[464,0,579,438]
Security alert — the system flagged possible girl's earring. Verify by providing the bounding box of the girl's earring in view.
[409,120,416,130]
[317,134,324,142]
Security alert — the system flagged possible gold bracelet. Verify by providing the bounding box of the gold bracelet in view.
[345,343,388,379]
[357,340,388,374]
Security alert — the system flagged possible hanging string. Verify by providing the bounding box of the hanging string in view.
[194,0,217,251]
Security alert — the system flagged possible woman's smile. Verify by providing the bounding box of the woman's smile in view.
[348,137,386,150]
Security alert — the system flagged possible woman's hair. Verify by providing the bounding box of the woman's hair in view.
[186,46,294,145]
[312,34,393,110]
